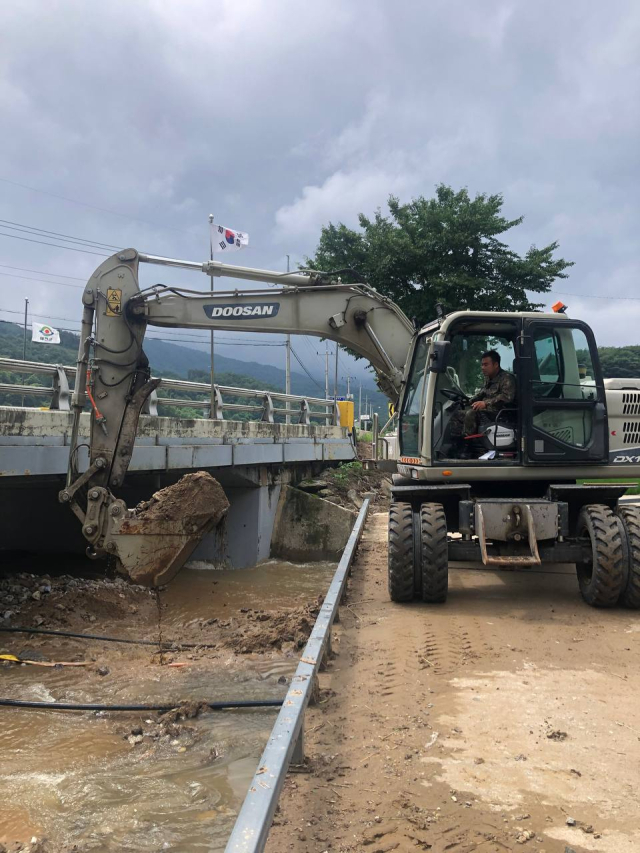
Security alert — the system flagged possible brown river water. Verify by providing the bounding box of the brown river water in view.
[0,559,336,852]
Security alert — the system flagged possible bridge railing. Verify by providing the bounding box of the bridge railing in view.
[0,358,340,426]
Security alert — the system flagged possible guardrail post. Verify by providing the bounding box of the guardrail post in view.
[142,389,159,416]
[50,366,70,411]
[372,412,379,461]
[298,398,310,425]
[261,393,275,423]
[290,721,305,766]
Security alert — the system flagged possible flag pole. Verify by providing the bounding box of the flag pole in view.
[285,254,291,425]
[208,213,215,418]
[22,298,29,407]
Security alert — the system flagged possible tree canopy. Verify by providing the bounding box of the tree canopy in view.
[306,185,573,329]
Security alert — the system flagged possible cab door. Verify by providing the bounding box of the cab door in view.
[522,319,607,464]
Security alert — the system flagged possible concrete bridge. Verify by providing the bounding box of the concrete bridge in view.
[0,360,356,569]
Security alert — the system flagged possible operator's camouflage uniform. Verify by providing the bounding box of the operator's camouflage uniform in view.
[449,368,517,437]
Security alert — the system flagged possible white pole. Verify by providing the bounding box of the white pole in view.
[325,343,329,401]
[358,382,362,420]
[285,254,291,425]
[333,342,339,401]
[208,214,215,418]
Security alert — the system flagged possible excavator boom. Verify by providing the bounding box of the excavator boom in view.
[62,249,415,586]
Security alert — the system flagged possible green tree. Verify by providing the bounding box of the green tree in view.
[597,346,640,379]
[307,185,573,329]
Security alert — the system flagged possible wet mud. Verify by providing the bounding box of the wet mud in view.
[0,558,335,852]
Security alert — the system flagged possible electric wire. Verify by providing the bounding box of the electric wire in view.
[0,175,201,239]
[0,625,218,648]
[0,219,124,251]
[0,230,110,257]
[0,263,86,279]
[289,345,325,392]
[0,697,283,712]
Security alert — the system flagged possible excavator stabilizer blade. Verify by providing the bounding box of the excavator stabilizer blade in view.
[110,472,230,587]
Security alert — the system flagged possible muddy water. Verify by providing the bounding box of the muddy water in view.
[0,559,335,851]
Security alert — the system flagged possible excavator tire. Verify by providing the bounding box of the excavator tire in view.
[388,501,415,602]
[419,502,448,604]
[576,505,625,608]
[615,505,640,609]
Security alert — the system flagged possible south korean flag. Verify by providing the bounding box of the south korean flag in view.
[211,223,249,253]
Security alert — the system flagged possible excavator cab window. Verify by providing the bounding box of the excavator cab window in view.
[523,321,607,462]
[399,335,430,457]
[432,322,519,462]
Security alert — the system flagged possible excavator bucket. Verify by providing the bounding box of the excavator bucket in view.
[108,472,230,587]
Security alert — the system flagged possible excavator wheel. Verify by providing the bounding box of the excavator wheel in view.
[615,505,640,609]
[388,501,415,602]
[576,505,625,608]
[419,502,448,604]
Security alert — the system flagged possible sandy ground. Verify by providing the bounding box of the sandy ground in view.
[267,512,640,853]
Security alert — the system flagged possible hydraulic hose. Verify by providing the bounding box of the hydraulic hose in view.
[0,626,217,649]
[0,698,283,712]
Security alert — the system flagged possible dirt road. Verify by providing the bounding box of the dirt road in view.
[267,512,640,853]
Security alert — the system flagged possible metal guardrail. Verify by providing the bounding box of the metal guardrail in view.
[0,358,340,425]
[224,498,370,853]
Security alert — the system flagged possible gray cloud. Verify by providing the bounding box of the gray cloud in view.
[0,0,638,377]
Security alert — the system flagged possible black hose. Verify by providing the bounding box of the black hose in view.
[0,698,283,712]
[0,626,217,649]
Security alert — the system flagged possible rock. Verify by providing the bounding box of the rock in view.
[31,590,41,601]
[547,730,568,741]
[128,734,143,746]
[277,675,288,684]
[516,829,535,843]
[296,479,327,494]
[2,610,15,620]
[381,478,393,496]
[347,488,362,509]
[97,666,110,676]
[566,817,576,826]
[564,847,577,853]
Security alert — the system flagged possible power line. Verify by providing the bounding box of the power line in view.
[0,230,110,257]
[0,264,86,280]
[290,345,324,391]
[0,271,84,289]
[0,176,201,239]
[0,219,123,251]
[0,309,286,348]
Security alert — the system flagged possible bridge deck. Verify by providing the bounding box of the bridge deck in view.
[0,408,355,479]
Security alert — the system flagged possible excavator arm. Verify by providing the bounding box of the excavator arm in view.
[61,249,415,586]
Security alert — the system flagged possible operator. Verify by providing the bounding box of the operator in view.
[450,350,516,453]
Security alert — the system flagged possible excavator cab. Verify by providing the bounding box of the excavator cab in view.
[398,312,609,468]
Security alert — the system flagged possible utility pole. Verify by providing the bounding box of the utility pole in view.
[333,342,339,401]
[285,254,291,425]
[324,343,330,400]
[346,374,350,398]
[358,382,362,420]
[22,298,29,360]
[22,298,28,407]
[208,213,215,418]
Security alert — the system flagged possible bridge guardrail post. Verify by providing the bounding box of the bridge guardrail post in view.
[142,389,159,416]
[50,366,71,411]
[261,393,275,423]
[298,398,310,425]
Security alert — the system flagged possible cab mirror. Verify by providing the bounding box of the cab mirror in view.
[429,340,450,373]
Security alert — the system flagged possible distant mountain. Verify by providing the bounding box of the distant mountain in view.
[0,320,387,412]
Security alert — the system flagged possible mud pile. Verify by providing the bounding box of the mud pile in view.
[133,471,229,530]
[116,472,230,587]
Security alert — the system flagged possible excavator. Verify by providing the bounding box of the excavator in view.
[61,248,640,607]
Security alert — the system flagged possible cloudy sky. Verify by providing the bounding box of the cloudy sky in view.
[0,0,638,385]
